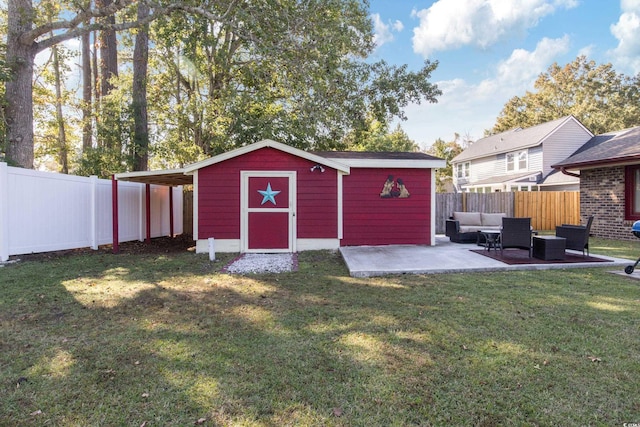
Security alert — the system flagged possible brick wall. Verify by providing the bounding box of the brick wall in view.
[580,166,636,241]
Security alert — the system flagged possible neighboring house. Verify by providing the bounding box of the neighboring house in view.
[116,139,445,253]
[451,116,593,193]
[552,126,640,241]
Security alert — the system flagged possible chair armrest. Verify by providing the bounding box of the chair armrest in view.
[445,219,460,237]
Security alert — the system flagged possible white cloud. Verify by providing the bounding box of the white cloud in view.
[371,13,403,48]
[609,0,640,73]
[436,36,570,109]
[412,0,577,58]
[399,36,571,147]
[578,44,595,58]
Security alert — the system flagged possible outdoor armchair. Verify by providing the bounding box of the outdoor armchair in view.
[500,217,533,257]
[555,215,594,257]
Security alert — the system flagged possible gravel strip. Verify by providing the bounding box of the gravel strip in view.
[223,253,296,274]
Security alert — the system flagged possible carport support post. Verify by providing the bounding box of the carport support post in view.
[169,187,174,238]
[145,183,151,243]
[112,175,119,254]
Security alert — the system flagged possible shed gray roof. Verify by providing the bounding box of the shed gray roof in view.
[552,126,640,170]
[313,151,441,160]
[453,116,585,162]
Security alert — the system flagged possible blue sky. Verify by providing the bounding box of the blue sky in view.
[368,0,640,149]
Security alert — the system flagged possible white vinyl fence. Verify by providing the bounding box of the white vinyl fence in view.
[0,163,183,261]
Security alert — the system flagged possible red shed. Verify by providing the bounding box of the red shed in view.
[117,139,445,253]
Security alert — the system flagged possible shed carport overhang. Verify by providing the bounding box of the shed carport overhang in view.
[113,169,192,253]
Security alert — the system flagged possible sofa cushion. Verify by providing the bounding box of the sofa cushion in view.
[459,225,501,233]
[453,211,482,226]
[481,213,506,227]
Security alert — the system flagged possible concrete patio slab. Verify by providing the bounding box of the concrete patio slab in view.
[339,235,633,277]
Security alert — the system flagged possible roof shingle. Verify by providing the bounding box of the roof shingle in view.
[453,116,581,162]
[552,126,640,170]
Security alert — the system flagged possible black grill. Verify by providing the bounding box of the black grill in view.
[624,220,640,274]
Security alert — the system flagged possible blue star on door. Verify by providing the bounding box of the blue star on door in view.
[258,182,281,205]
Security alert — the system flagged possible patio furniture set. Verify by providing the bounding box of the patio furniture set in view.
[446,213,594,260]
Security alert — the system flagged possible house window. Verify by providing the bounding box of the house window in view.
[506,150,527,172]
[519,151,528,169]
[506,153,514,171]
[455,162,470,178]
[626,165,640,220]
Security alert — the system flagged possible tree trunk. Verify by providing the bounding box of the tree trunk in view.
[132,2,150,171]
[5,0,36,169]
[96,0,119,152]
[92,30,99,104]
[51,44,68,173]
[97,0,118,98]
[82,30,93,151]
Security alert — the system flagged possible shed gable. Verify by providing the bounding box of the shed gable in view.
[197,147,339,241]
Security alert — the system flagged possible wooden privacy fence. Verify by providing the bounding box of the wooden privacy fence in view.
[514,191,580,231]
[435,192,580,234]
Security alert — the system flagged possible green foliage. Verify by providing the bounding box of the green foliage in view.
[32,43,77,171]
[144,1,440,166]
[75,80,136,178]
[0,6,10,161]
[7,0,441,172]
[426,134,464,192]
[346,119,419,152]
[492,56,640,135]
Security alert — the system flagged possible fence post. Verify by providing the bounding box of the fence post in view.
[90,175,98,250]
[0,163,9,262]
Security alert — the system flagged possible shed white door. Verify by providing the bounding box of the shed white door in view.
[241,171,296,253]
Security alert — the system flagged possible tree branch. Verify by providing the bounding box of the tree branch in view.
[29,0,240,54]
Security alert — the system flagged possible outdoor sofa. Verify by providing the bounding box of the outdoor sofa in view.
[445,212,506,243]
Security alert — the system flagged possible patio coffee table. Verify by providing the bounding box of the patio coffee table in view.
[533,236,566,260]
[478,230,500,251]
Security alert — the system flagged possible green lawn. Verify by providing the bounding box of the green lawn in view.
[1,238,639,426]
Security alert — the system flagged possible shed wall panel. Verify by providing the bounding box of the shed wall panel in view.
[341,168,432,246]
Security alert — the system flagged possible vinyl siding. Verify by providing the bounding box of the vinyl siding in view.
[471,156,502,181]
[542,120,593,173]
[528,146,543,172]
